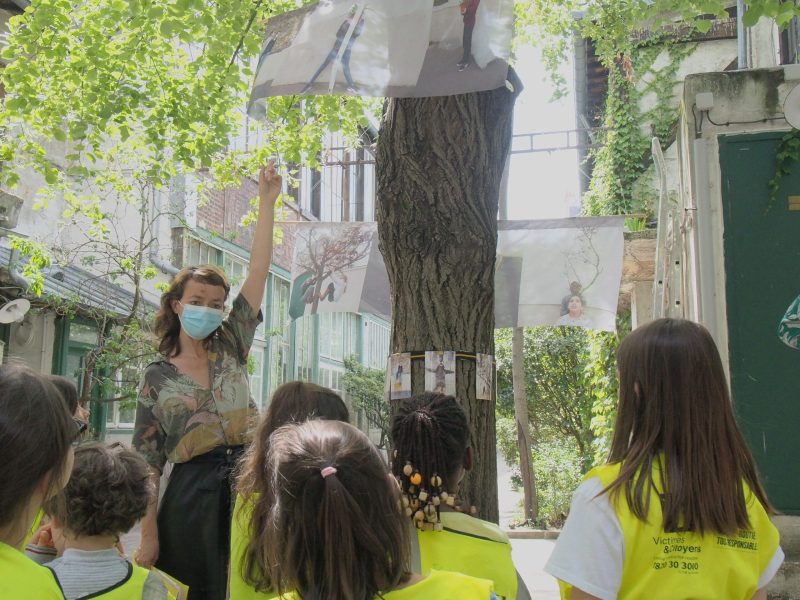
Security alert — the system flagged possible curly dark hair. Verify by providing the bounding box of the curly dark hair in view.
[46,442,153,538]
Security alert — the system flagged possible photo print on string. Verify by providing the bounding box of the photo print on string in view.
[287,222,390,321]
[390,353,412,400]
[475,353,493,400]
[494,217,625,332]
[425,351,456,396]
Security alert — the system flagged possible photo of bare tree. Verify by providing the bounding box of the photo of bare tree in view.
[289,224,373,318]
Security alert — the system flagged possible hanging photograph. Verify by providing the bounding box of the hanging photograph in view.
[475,353,493,400]
[389,353,412,400]
[286,222,390,321]
[425,350,456,396]
[494,217,625,332]
[247,0,513,113]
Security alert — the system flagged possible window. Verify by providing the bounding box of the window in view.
[186,237,222,267]
[224,254,248,299]
[319,312,345,361]
[364,319,390,370]
[267,276,291,398]
[319,366,344,394]
[249,347,265,408]
[294,315,314,381]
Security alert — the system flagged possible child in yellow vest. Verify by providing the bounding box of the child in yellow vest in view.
[546,318,784,599]
[0,365,77,599]
[231,381,350,599]
[390,392,531,600]
[43,442,172,599]
[255,418,496,599]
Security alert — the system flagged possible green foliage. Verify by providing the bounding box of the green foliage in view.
[496,414,582,528]
[516,0,798,97]
[584,40,695,217]
[586,313,629,464]
[496,321,627,523]
[531,436,583,528]
[767,129,800,209]
[8,235,51,296]
[496,326,595,468]
[342,356,390,449]
[94,319,158,403]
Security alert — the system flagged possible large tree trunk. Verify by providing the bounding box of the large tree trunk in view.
[376,75,520,522]
[512,326,538,523]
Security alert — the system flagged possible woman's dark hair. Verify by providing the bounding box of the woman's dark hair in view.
[45,442,152,538]
[390,392,469,523]
[606,317,773,535]
[264,419,409,599]
[47,374,79,415]
[0,365,74,541]
[154,265,231,358]
[237,381,349,592]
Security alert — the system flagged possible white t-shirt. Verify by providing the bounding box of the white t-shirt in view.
[544,477,785,600]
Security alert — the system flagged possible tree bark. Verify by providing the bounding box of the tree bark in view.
[376,74,520,522]
[512,326,538,523]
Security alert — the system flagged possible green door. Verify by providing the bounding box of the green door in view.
[719,132,800,514]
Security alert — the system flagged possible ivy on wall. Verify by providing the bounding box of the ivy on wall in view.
[583,37,696,217]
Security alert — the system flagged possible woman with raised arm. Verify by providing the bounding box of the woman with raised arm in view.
[132,163,281,600]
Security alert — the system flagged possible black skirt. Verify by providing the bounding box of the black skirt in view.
[156,445,244,600]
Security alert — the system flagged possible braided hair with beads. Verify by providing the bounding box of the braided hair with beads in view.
[390,392,472,530]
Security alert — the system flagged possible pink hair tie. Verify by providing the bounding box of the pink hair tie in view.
[321,466,337,479]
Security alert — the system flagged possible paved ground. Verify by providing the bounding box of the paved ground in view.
[512,538,559,599]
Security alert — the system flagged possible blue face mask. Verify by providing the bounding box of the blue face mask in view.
[178,303,224,340]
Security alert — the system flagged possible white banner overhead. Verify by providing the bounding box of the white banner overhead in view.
[247,0,514,114]
[283,218,625,332]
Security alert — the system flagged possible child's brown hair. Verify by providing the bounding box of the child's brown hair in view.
[46,442,153,539]
[264,419,409,599]
[607,317,773,535]
[0,365,75,542]
[236,381,349,592]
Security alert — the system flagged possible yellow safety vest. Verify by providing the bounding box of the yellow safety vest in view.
[415,512,517,600]
[0,540,63,599]
[560,462,780,600]
[278,570,493,599]
[229,493,277,600]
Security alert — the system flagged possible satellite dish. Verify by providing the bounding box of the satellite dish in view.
[0,298,30,324]
[784,85,800,129]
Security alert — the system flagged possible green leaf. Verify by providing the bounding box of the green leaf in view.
[742,6,763,27]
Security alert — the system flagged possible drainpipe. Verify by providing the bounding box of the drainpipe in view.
[737,0,749,69]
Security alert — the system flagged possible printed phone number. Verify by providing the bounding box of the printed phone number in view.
[653,560,699,572]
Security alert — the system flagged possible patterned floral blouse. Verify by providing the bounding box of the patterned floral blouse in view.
[778,293,800,350]
[133,293,262,470]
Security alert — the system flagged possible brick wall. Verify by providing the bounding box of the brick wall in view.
[193,171,307,276]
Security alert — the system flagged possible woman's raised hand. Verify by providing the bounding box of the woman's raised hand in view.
[259,160,282,207]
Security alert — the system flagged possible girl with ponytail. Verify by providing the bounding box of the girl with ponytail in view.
[263,419,495,599]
